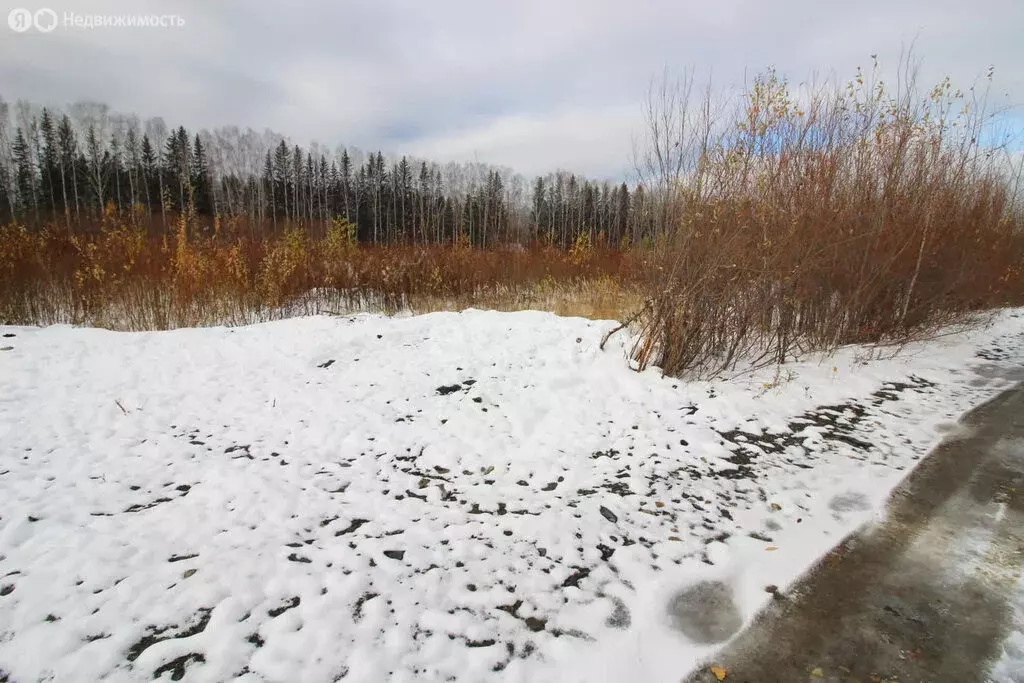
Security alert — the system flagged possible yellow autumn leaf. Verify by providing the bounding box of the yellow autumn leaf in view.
[710,665,727,681]
[810,668,824,678]
[766,546,778,552]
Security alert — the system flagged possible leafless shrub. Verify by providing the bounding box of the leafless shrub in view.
[631,55,1024,378]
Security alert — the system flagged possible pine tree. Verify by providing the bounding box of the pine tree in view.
[273,140,290,222]
[532,176,546,243]
[0,161,10,224]
[339,149,351,221]
[369,153,384,244]
[328,161,340,218]
[388,161,399,243]
[0,123,11,223]
[191,134,212,216]
[354,164,367,242]
[164,126,191,214]
[109,132,124,212]
[12,127,36,222]
[263,150,276,228]
[418,161,430,243]
[305,153,316,225]
[292,145,303,224]
[318,154,329,224]
[140,135,156,211]
[39,109,59,218]
[397,156,411,241]
[616,183,630,245]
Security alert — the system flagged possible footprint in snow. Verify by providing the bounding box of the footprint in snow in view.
[828,492,870,513]
[666,580,742,644]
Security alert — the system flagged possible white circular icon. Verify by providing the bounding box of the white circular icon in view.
[8,7,32,32]
[33,8,57,32]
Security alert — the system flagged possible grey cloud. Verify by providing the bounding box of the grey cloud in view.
[1,0,1020,178]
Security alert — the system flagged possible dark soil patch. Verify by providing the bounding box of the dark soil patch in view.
[353,592,379,622]
[267,596,300,618]
[126,607,212,662]
[153,653,205,680]
[715,377,937,480]
[167,553,199,563]
[334,519,369,536]
[561,567,591,589]
[465,638,497,648]
[124,497,174,513]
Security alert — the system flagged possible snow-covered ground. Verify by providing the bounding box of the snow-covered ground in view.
[1,309,1022,683]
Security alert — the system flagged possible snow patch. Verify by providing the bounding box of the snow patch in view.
[0,308,1022,682]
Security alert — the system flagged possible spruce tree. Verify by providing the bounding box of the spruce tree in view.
[273,140,290,222]
[191,134,211,216]
[262,149,276,227]
[140,135,156,210]
[339,149,352,222]
[39,109,59,217]
[11,127,36,221]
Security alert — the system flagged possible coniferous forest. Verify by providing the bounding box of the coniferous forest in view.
[0,98,650,248]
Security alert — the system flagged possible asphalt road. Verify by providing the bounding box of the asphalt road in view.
[686,380,1024,683]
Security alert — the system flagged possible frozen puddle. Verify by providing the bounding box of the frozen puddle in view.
[1,309,1022,682]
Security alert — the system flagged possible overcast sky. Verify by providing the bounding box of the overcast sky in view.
[2,0,1022,179]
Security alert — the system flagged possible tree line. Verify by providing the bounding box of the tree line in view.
[0,97,660,248]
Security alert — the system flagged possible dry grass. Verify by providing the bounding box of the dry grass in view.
[0,211,643,329]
